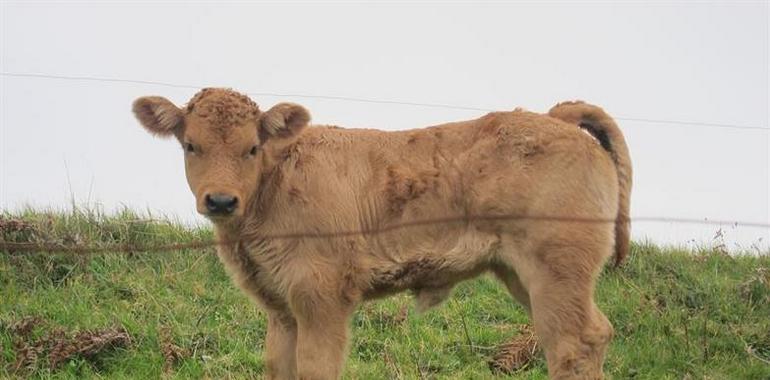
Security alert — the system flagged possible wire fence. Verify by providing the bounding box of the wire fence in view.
[2,72,768,132]
[0,71,768,256]
[1,214,768,255]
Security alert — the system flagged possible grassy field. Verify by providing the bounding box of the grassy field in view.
[1,209,768,379]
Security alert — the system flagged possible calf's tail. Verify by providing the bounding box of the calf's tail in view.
[548,101,633,267]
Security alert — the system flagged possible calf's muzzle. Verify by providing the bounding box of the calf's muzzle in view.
[204,193,239,215]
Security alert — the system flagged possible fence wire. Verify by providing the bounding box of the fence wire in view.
[1,214,768,255]
[2,72,768,131]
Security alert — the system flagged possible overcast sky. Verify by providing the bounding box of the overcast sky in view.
[1,2,768,251]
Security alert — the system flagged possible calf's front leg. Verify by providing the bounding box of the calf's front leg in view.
[290,287,356,380]
[264,311,298,380]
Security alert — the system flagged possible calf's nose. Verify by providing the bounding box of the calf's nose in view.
[205,193,239,215]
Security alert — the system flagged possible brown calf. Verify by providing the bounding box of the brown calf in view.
[133,88,632,379]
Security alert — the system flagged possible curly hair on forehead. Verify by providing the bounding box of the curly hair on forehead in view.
[185,88,261,128]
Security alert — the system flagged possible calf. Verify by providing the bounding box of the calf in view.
[133,88,631,379]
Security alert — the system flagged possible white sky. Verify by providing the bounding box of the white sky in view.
[1,2,768,251]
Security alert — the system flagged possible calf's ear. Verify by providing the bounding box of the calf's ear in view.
[132,96,184,137]
[259,103,311,140]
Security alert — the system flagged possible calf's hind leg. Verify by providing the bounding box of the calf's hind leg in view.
[527,244,614,380]
[492,265,531,313]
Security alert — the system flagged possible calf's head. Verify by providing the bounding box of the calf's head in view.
[132,88,310,221]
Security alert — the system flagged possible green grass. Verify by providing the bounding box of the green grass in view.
[1,209,768,379]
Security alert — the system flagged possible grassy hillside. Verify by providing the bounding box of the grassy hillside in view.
[1,210,768,379]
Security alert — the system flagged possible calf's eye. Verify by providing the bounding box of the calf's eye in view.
[185,143,195,153]
[249,145,259,156]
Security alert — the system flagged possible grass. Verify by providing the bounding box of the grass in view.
[1,209,768,379]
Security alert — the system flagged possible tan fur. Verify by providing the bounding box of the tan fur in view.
[186,87,261,129]
[133,89,633,380]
